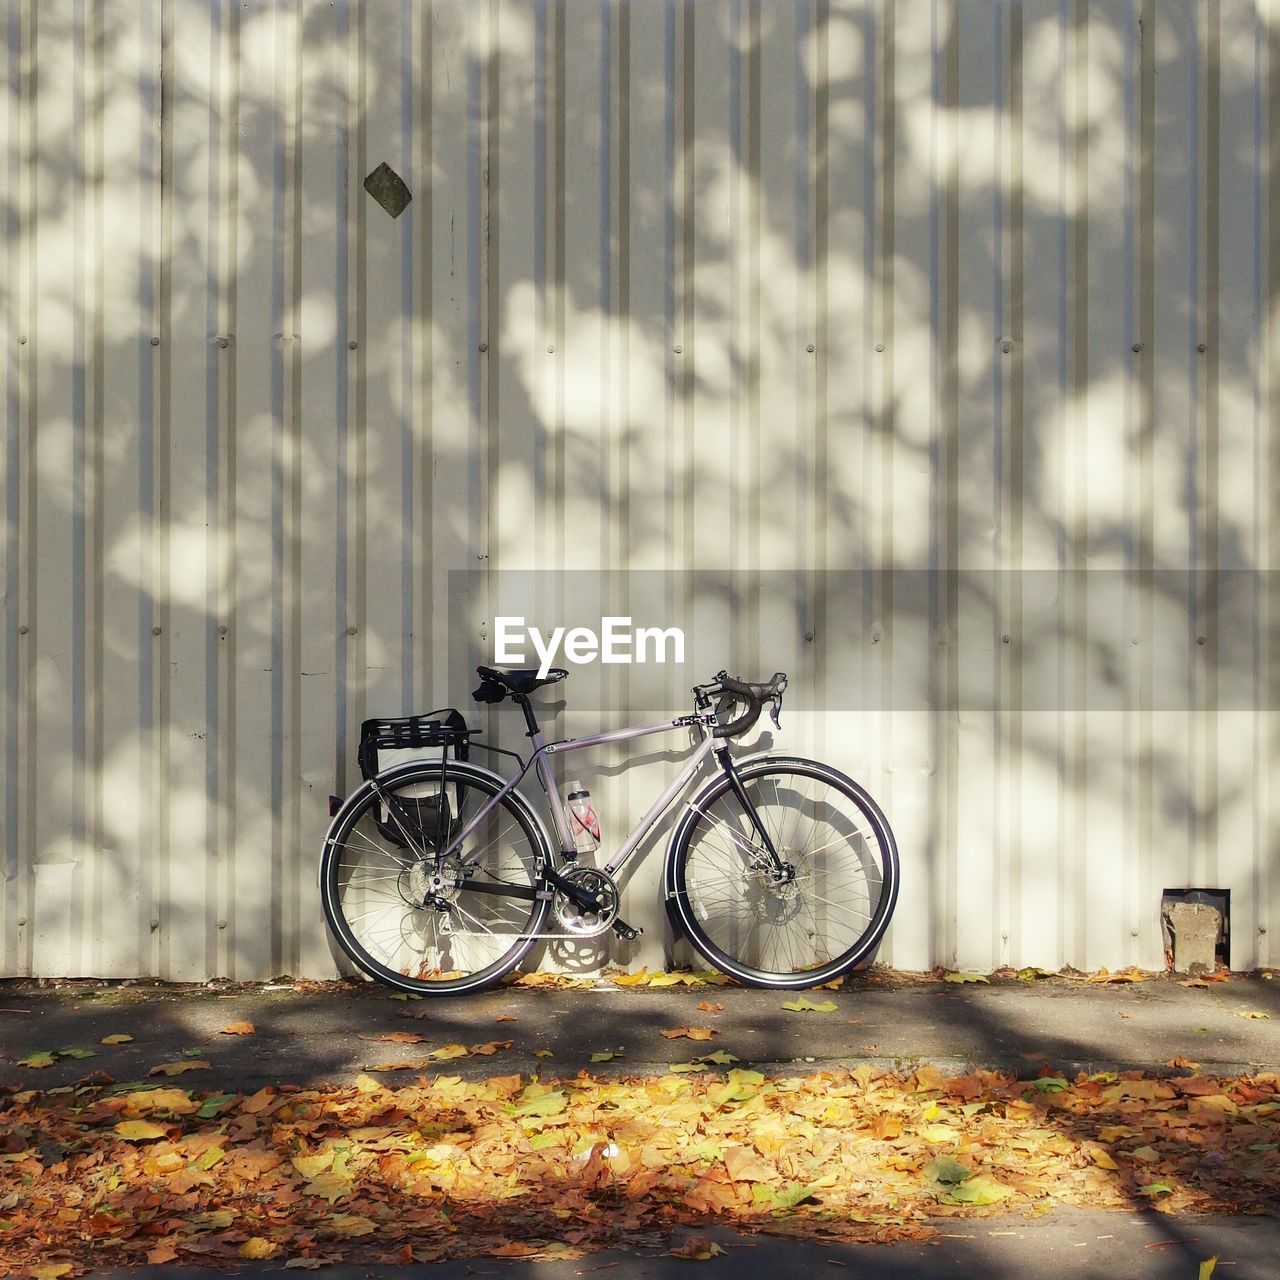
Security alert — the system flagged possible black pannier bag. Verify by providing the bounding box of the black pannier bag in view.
[356,709,472,851]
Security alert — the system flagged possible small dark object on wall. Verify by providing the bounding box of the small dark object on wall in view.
[364,162,412,218]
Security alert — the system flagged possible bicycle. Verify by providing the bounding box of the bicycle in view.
[319,666,900,995]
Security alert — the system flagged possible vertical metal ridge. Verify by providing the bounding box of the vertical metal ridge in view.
[214,0,241,973]
[937,0,960,967]
[1136,0,1157,957]
[70,0,88,972]
[415,1,434,705]
[279,0,304,975]
[1064,0,1088,969]
[676,0,694,572]
[810,0,828,741]
[1001,0,1025,965]
[1198,0,1222,889]
[1265,0,1280,969]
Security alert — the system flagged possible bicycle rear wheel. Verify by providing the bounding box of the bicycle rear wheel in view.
[665,755,899,988]
[320,759,552,995]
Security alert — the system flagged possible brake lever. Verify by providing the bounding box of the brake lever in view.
[769,690,784,730]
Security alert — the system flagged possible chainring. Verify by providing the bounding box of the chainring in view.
[553,865,621,938]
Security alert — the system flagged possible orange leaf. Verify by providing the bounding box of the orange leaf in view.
[660,1027,717,1041]
[148,1060,211,1077]
[669,1235,726,1259]
[696,1001,724,1013]
[220,1020,256,1036]
[469,1040,514,1056]
[496,1014,517,1022]
[239,1237,278,1259]
[147,1244,179,1265]
[359,1031,423,1044]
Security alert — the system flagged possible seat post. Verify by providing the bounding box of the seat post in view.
[515,694,542,738]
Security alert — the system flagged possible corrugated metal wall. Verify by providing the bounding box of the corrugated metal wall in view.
[2,0,1277,981]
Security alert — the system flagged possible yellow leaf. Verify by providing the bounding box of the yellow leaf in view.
[611,968,651,986]
[1236,1010,1270,1020]
[114,1120,168,1142]
[919,1124,960,1143]
[1086,1145,1120,1171]
[1199,1258,1218,1280]
[304,1171,354,1203]
[239,1238,277,1259]
[723,1146,776,1183]
[324,1213,375,1237]
[129,1087,198,1115]
[534,1048,554,1058]
[101,1033,134,1045]
[148,1059,211,1076]
[591,1052,621,1062]
[291,1151,335,1180]
[428,1043,470,1060]
[780,997,837,1012]
[30,1264,74,1279]
[943,972,990,984]
[352,1075,383,1094]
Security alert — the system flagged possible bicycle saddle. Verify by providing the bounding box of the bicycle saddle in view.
[473,665,568,700]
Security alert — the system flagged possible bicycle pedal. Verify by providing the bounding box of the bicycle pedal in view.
[612,920,642,942]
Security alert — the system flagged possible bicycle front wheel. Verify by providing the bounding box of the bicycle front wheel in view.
[320,759,552,995]
[665,756,899,988]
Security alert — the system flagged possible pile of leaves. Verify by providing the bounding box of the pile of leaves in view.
[2,1063,1277,1275]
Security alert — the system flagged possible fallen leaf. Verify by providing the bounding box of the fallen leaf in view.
[148,1059,211,1076]
[114,1120,168,1142]
[696,1050,740,1066]
[944,1174,1013,1206]
[100,1034,133,1045]
[1166,1056,1201,1070]
[58,1047,96,1059]
[470,1040,514,1056]
[723,1145,776,1183]
[496,1014,517,1022]
[359,1031,424,1044]
[239,1237,277,1259]
[697,1001,725,1013]
[1235,1010,1270,1020]
[661,1027,717,1041]
[943,972,990,984]
[669,1235,725,1259]
[30,1265,74,1280]
[591,1052,621,1062]
[1138,1182,1175,1196]
[18,1050,57,1069]
[427,1043,470,1060]
[220,1020,256,1036]
[1199,1258,1218,1280]
[146,1244,179,1264]
[534,1048,554,1058]
[781,997,837,1013]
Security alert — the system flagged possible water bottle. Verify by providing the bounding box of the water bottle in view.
[566,781,601,854]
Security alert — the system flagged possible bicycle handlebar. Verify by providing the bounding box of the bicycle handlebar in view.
[697,670,788,738]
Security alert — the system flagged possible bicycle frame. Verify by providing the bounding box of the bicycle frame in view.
[434,714,724,880]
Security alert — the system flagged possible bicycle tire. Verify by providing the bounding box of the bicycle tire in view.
[320,758,553,995]
[664,755,899,988]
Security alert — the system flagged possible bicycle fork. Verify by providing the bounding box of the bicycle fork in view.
[714,747,792,880]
